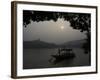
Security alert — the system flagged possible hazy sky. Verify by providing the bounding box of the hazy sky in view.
[23,18,86,44]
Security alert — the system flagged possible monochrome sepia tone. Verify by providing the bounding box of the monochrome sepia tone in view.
[23,10,91,69]
[11,1,97,78]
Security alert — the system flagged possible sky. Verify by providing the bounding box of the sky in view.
[23,18,86,44]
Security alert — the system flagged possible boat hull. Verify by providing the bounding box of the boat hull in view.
[52,53,75,60]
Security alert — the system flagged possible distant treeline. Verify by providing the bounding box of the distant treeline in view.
[23,40,58,49]
[23,39,85,49]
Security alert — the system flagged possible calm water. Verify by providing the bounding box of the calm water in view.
[23,48,90,69]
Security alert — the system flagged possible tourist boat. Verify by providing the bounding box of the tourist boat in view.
[51,48,75,60]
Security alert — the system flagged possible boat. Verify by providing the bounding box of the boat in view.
[51,48,75,60]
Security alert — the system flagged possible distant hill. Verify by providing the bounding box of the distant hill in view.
[60,39,86,48]
[23,39,86,49]
[23,39,58,48]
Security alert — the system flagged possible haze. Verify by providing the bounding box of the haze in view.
[23,18,86,44]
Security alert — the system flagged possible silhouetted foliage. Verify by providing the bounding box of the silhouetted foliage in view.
[82,32,91,54]
[23,10,91,54]
[23,10,91,32]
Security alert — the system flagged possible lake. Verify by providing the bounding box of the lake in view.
[23,48,90,69]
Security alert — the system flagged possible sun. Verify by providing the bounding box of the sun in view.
[60,26,64,30]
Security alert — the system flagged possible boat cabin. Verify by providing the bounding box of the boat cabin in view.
[58,48,73,55]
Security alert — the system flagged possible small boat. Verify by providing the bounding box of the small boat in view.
[52,48,75,60]
[52,53,75,60]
